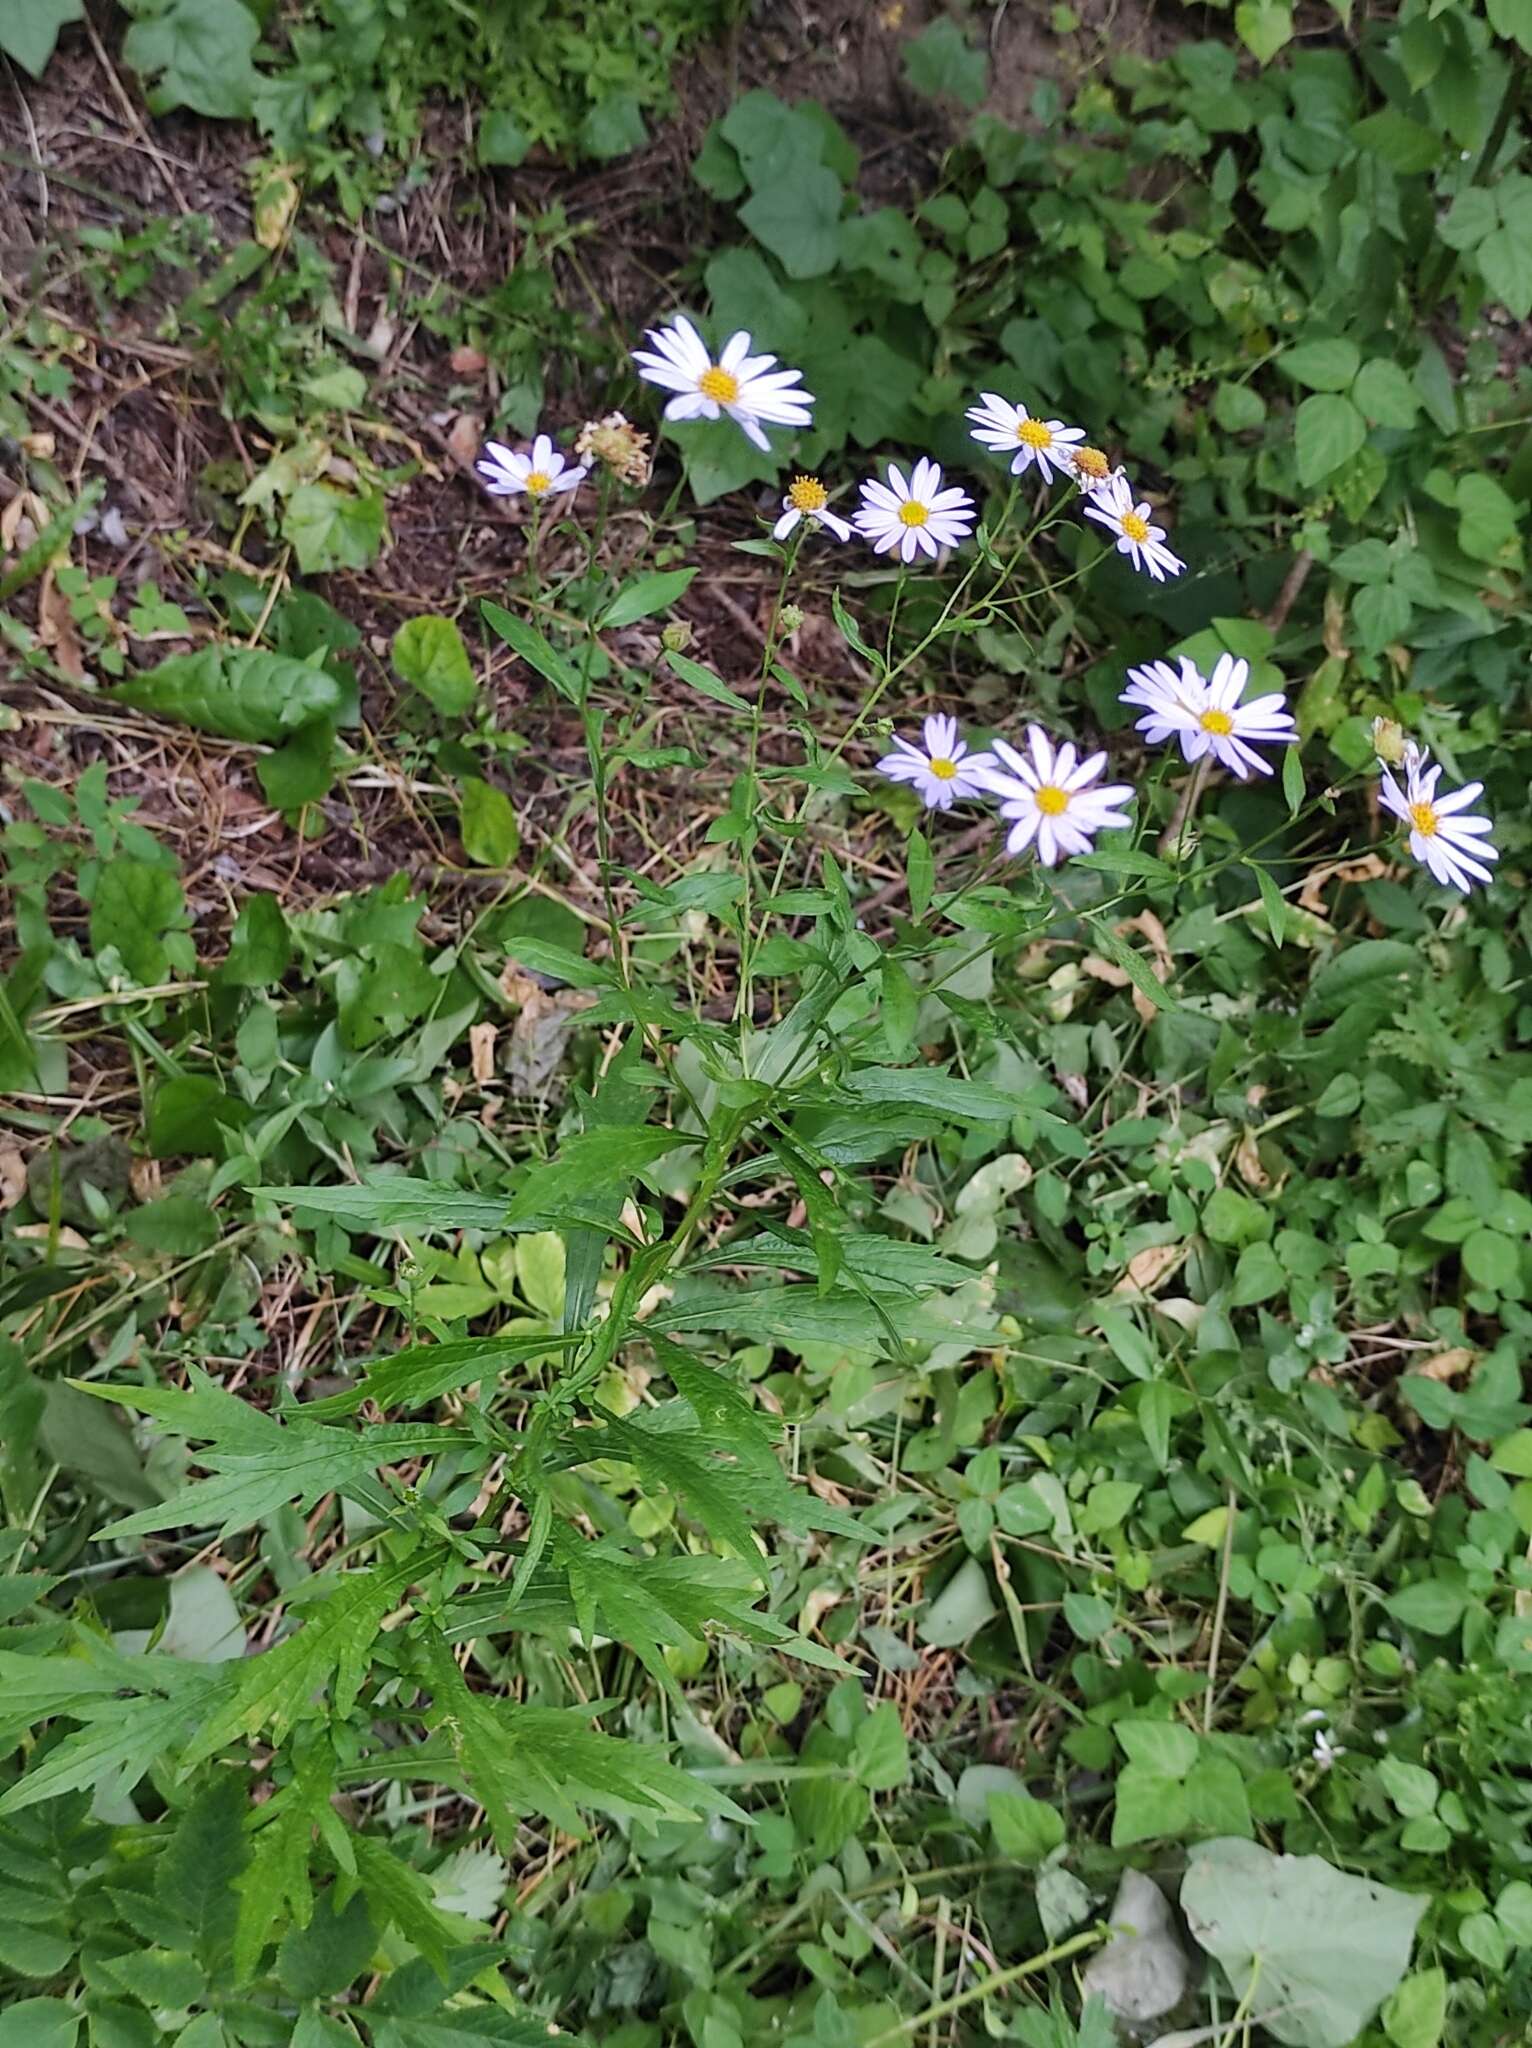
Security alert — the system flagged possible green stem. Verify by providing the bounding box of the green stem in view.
[863,1926,1106,2046]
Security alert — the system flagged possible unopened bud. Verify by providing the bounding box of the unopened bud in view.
[1370,716,1406,766]
[660,621,692,653]
[778,603,805,634]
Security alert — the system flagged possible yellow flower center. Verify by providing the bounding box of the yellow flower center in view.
[1075,446,1110,479]
[523,470,553,496]
[1120,511,1151,543]
[788,475,828,512]
[1035,785,1070,816]
[699,365,740,403]
[1199,708,1234,736]
[1408,800,1439,838]
[1016,418,1054,449]
[898,499,930,527]
[929,756,957,781]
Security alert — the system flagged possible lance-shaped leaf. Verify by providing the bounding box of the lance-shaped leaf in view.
[232,1747,334,1981]
[0,1665,228,1815]
[501,1125,695,1227]
[416,1633,741,1842]
[300,1330,580,1420]
[265,1179,510,1235]
[183,1556,427,1764]
[74,1378,474,1538]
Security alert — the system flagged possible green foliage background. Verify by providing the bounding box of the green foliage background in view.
[1,1,1531,2045]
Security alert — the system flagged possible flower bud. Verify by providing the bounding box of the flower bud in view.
[1370,716,1406,766]
[778,603,805,634]
[660,621,692,653]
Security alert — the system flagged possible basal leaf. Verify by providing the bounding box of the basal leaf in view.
[109,648,353,744]
[1182,1838,1425,2048]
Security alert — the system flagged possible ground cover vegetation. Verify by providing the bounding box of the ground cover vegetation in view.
[1,2,1530,2045]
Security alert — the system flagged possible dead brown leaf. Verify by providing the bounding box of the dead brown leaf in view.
[13,1221,89,1251]
[37,571,86,682]
[447,412,483,467]
[469,1020,497,1085]
[1412,1347,1475,1383]
[799,1586,841,1635]
[498,967,598,1096]
[129,1158,163,1203]
[0,1147,26,1211]
[1113,1242,1187,1295]
[1235,1131,1270,1191]
[1298,851,1389,916]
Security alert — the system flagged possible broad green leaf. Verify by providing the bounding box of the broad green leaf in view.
[903,17,988,105]
[458,777,519,866]
[988,1790,1066,1864]
[1295,393,1367,487]
[1487,0,1532,49]
[393,616,477,718]
[1383,1969,1447,2048]
[579,91,647,160]
[1181,1838,1425,2048]
[88,860,188,983]
[0,0,83,77]
[919,1557,996,1647]
[257,716,335,809]
[281,483,386,574]
[157,1774,248,1958]
[220,893,292,987]
[477,110,530,167]
[276,1887,375,2001]
[740,162,844,279]
[1235,0,1293,62]
[110,648,353,744]
[851,1703,909,1790]
[122,0,259,117]
[1353,358,1420,428]
[0,1999,80,2048]
[1477,218,1532,318]
[1353,109,1443,173]
[1277,340,1361,393]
